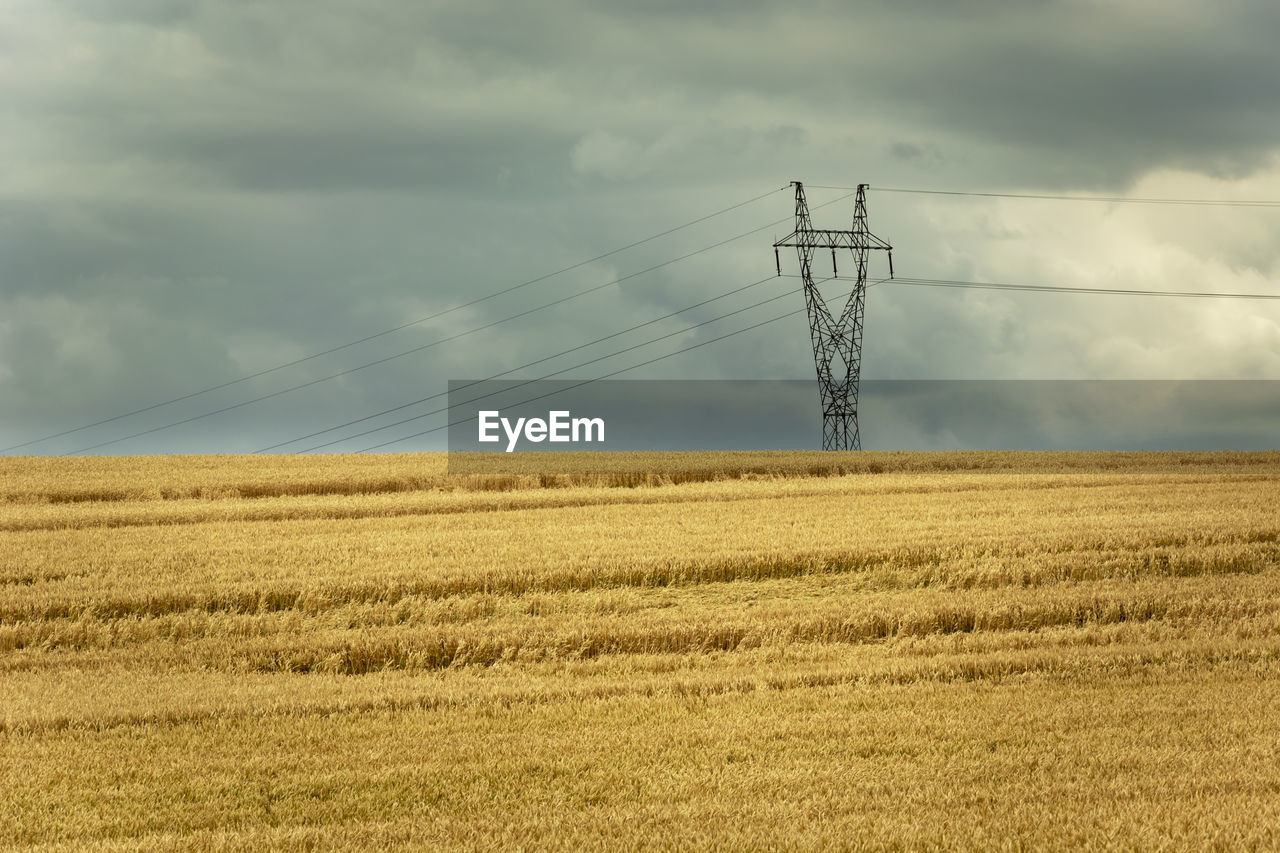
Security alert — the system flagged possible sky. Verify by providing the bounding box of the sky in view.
[3,0,1280,454]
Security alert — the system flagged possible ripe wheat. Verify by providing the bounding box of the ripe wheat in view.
[2,451,1279,849]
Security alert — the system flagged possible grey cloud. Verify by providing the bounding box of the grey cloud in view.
[3,0,1279,453]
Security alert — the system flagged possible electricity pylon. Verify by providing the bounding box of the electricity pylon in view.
[773,182,893,450]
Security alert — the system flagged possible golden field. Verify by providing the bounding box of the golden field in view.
[2,450,1280,850]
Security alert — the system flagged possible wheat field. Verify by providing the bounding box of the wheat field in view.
[2,451,1279,850]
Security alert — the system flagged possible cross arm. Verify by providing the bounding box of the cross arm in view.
[773,229,892,251]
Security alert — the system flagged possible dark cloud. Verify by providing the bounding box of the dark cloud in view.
[2,0,1279,453]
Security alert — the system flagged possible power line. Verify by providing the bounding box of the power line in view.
[887,277,1280,300]
[67,267,1274,455]
[808,185,1280,207]
[31,182,1278,456]
[3,185,788,455]
[355,268,1280,450]
[256,274,786,453]
[358,267,1280,453]
[298,275,862,453]
[355,279,870,453]
[61,193,856,456]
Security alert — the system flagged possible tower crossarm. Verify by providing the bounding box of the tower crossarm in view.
[773,230,892,252]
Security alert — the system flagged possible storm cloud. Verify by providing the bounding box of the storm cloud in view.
[3,0,1279,453]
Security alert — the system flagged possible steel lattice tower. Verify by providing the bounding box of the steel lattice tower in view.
[773,182,894,450]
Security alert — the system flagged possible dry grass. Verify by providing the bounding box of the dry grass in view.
[2,451,1280,850]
